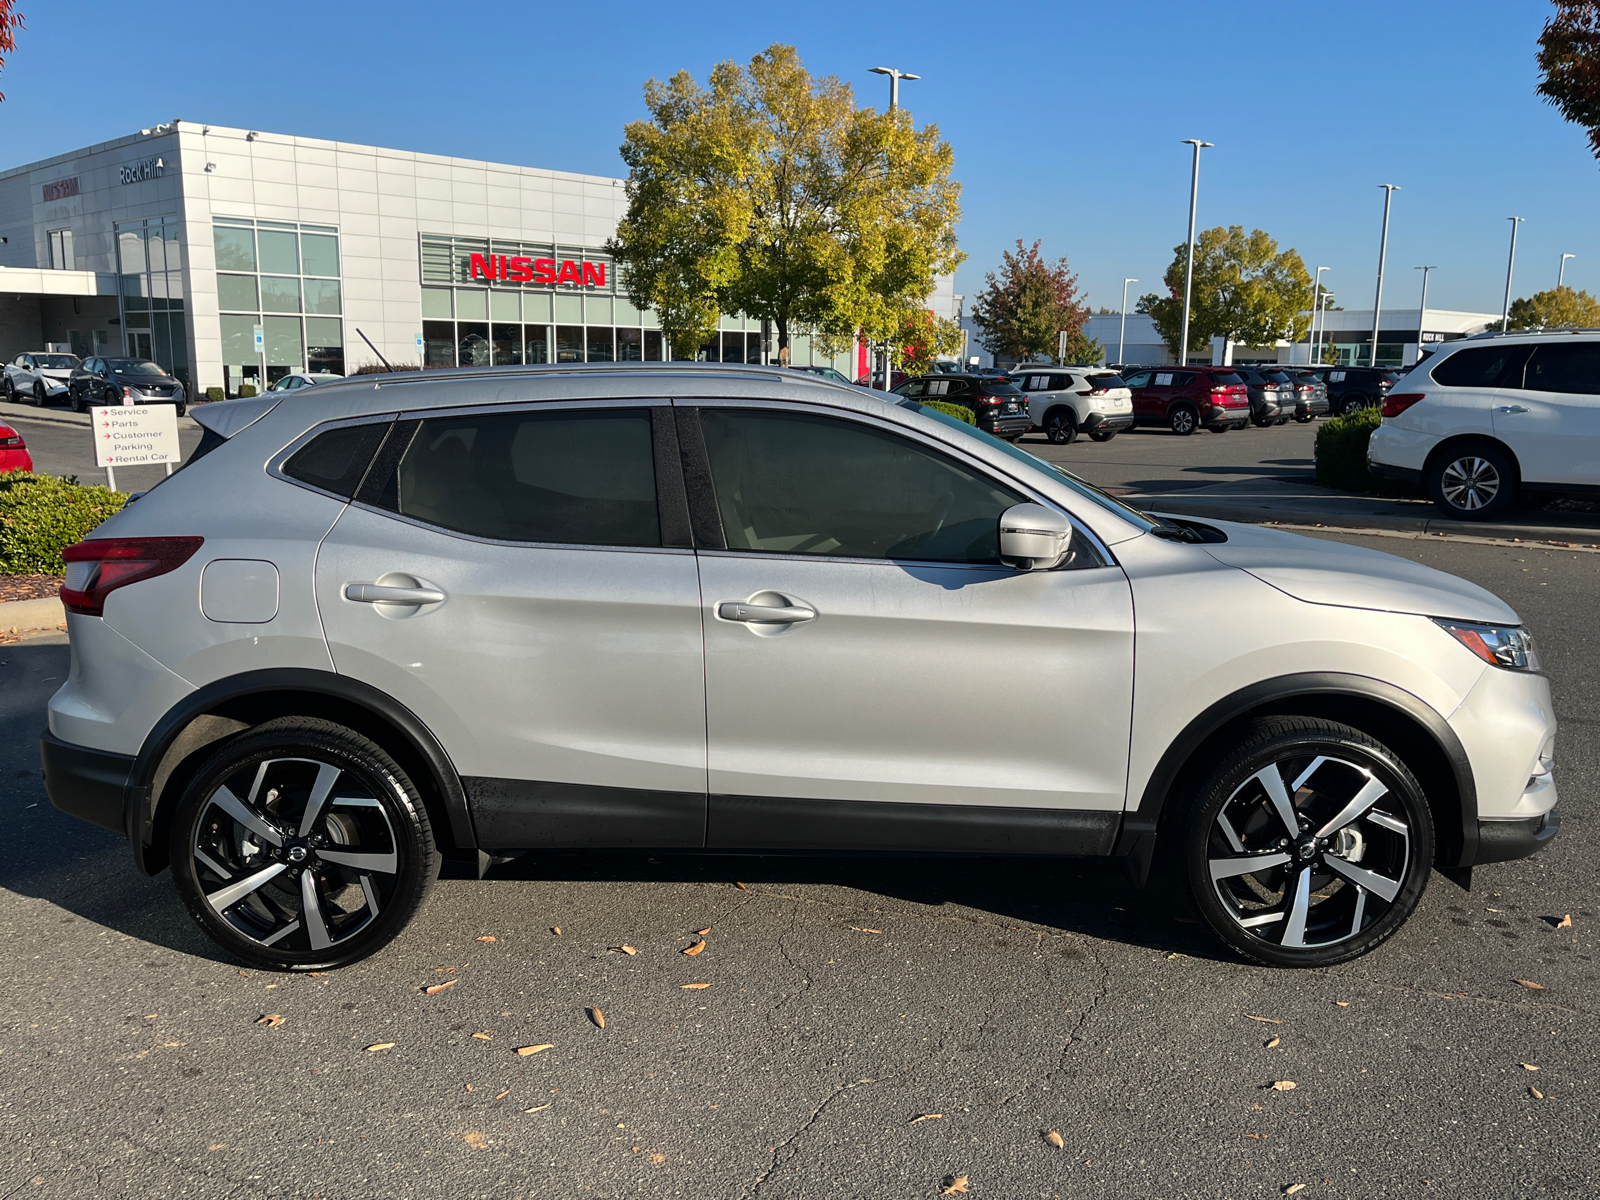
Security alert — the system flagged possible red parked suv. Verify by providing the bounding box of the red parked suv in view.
[1121,366,1252,435]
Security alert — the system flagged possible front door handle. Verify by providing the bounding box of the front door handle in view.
[717,600,817,624]
[345,583,446,605]
[1496,405,1529,414]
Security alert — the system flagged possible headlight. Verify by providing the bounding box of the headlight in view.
[1434,619,1540,671]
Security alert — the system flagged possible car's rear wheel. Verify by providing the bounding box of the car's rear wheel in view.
[1044,408,1077,445]
[1089,429,1118,442]
[1182,716,1434,968]
[1428,443,1517,521]
[1296,411,1314,423]
[1339,394,1369,416]
[0,376,11,401]
[1169,404,1198,436]
[168,717,439,971]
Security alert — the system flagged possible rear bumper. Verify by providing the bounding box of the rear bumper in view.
[1367,459,1423,486]
[1083,412,1135,431]
[40,728,133,837]
[1473,810,1559,865]
[980,415,1032,436]
[1205,404,1250,427]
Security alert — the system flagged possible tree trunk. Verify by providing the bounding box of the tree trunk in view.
[776,317,790,367]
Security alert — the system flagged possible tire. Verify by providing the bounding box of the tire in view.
[1168,404,1198,436]
[1251,412,1274,428]
[0,376,11,401]
[1210,423,1232,433]
[1428,443,1518,521]
[1044,408,1077,445]
[175,401,187,417]
[1296,411,1314,423]
[1089,429,1118,443]
[1180,716,1434,968]
[168,717,439,971]
[103,386,119,407]
[33,382,46,405]
[1339,394,1368,416]
[72,390,87,414]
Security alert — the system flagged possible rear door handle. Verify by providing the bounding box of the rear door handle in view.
[717,600,817,624]
[345,583,446,605]
[1496,405,1529,414]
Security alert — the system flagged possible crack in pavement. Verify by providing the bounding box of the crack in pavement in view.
[739,1075,883,1200]
[1000,936,1112,1110]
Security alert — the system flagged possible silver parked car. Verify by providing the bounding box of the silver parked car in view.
[40,364,1558,971]
[3,351,80,403]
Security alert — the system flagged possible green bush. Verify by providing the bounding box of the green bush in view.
[1313,405,1387,492]
[918,399,976,425]
[205,386,225,404]
[0,472,127,574]
[238,384,257,398]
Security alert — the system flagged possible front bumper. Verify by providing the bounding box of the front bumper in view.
[40,728,134,837]
[1474,810,1560,865]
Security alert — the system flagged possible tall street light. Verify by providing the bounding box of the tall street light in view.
[1413,265,1436,364]
[1501,216,1524,331]
[1178,139,1213,366]
[1370,184,1400,368]
[1559,252,1575,289]
[1316,289,1334,366]
[1118,278,1138,366]
[869,66,919,111]
[1309,266,1329,365]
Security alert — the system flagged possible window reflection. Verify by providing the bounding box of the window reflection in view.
[587,326,615,362]
[493,323,523,366]
[423,320,455,368]
[555,325,583,363]
[617,327,643,362]
[458,322,491,367]
[525,325,549,364]
[644,330,663,362]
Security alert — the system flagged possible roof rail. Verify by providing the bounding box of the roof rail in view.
[1464,326,1600,340]
[355,360,839,390]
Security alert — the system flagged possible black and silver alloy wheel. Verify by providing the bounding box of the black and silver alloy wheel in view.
[170,718,437,970]
[1184,717,1433,967]
[1428,443,1517,521]
[1045,410,1077,445]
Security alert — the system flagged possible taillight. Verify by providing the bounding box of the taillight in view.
[0,430,22,448]
[1088,387,1108,396]
[1210,385,1229,393]
[60,536,204,617]
[976,394,1003,405]
[1381,392,1425,419]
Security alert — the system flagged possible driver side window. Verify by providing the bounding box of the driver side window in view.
[697,408,1024,564]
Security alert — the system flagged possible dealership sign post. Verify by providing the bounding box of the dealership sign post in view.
[90,404,181,491]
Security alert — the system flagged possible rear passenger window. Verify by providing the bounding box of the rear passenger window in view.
[1430,345,1530,388]
[373,407,660,546]
[282,421,390,498]
[1523,343,1600,395]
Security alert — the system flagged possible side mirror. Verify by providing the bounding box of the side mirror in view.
[998,503,1074,571]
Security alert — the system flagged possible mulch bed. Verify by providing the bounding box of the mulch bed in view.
[0,575,63,604]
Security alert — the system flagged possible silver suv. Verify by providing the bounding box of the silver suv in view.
[41,365,1559,971]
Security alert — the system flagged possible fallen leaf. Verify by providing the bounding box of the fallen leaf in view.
[586,1006,606,1028]
[1521,1063,1540,1071]
[476,936,498,943]
[523,1103,552,1113]
[1286,1186,1307,1196]
[365,1043,395,1052]
[1045,1130,1064,1148]
[850,927,883,934]
[463,1131,488,1150]
[1555,914,1572,929]
[1271,1081,1297,1091]
[940,1175,970,1195]
[734,881,748,891]
[472,1032,493,1041]
[1246,1015,1283,1025]
[682,940,706,957]
[495,1089,511,1100]
[1335,1001,1350,1007]
[1514,979,1547,990]
[144,1013,159,1020]
[1530,1086,1544,1099]
[610,946,638,956]
[515,1044,554,1056]
[680,983,711,990]
[1166,951,1189,960]
[909,1113,944,1124]
[1245,1133,1267,1140]
[694,927,712,936]
[1265,1037,1281,1049]
[551,927,561,936]
[255,1013,285,1027]
[424,979,458,995]
[465,1084,474,1092]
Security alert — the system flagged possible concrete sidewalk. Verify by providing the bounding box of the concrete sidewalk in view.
[0,399,200,431]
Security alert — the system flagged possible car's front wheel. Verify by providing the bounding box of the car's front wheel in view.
[1428,443,1517,521]
[33,382,46,405]
[1181,716,1434,968]
[169,718,439,971]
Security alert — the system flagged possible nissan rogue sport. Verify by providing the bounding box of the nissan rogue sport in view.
[41,364,1559,972]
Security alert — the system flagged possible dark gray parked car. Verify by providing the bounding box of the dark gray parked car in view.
[1279,370,1330,421]
[1232,366,1297,427]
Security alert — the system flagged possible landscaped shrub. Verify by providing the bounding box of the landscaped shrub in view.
[1314,405,1386,492]
[0,472,127,574]
[205,386,225,403]
[238,384,257,398]
[918,399,976,425]
[353,362,422,375]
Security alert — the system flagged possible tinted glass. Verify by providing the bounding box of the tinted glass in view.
[1430,345,1529,388]
[1209,372,1243,385]
[383,408,659,546]
[699,409,1024,564]
[1260,371,1292,383]
[1123,371,1152,387]
[283,422,388,497]
[974,379,1022,395]
[1087,373,1125,388]
[1523,342,1600,395]
[894,379,926,397]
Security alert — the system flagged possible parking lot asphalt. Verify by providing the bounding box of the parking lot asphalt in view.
[1,530,1594,1200]
[0,402,203,495]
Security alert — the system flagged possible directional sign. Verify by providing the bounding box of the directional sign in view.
[91,405,181,468]
[415,333,424,358]
[253,324,265,353]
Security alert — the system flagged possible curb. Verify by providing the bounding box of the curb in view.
[0,595,66,632]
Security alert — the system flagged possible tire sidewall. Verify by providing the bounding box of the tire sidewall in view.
[1183,722,1435,969]
[1428,444,1517,521]
[168,722,437,971]
[1170,405,1197,436]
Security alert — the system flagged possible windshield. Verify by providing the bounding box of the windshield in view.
[35,354,78,369]
[903,402,1157,533]
[108,360,168,377]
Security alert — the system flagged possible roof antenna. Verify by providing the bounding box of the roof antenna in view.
[355,328,394,373]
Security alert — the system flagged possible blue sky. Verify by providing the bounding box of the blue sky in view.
[1,0,1592,316]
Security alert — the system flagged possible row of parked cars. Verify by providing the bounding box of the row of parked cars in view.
[4,352,345,417]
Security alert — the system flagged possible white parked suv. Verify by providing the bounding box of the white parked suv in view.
[40,365,1558,972]
[3,351,80,403]
[1368,330,1600,520]
[1013,367,1135,443]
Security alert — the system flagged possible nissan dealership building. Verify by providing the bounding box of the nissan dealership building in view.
[0,120,890,396]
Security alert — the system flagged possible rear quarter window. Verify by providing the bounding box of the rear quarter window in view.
[281,421,391,498]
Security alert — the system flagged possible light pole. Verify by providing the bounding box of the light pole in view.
[1316,290,1334,365]
[1370,184,1399,368]
[1413,265,1436,364]
[1559,252,1575,289]
[868,66,920,111]
[1502,216,1524,331]
[1309,266,1328,365]
[1118,277,1137,366]
[1178,139,1213,366]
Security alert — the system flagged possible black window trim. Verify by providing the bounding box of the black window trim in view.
[674,398,1114,571]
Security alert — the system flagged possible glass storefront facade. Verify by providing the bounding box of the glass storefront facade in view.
[115,217,190,386]
[215,217,344,394]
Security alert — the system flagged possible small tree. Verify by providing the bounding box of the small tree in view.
[1537,1,1600,160]
[0,0,23,101]
[885,309,964,376]
[968,240,1090,364]
[1147,226,1311,357]
[1508,285,1600,328]
[1133,292,1160,315]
